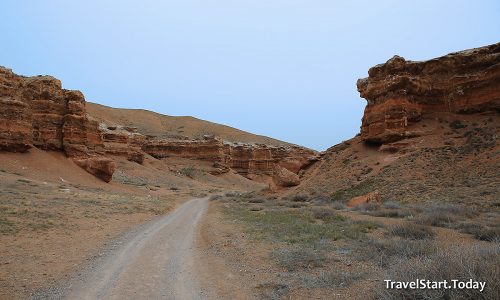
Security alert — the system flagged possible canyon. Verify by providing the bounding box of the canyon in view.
[1,42,499,300]
[0,66,318,188]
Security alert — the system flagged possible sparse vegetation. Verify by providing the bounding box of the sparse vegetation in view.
[302,270,365,288]
[290,194,309,202]
[271,248,325,271]
[330,179,379,202]
[179,167,197,178]
[389,223,435,240]
[415,203,473,228]
[376,242,500,300]
[224,195,378,245]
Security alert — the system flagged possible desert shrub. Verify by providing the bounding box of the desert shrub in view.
[285,202,306,208]
[474,228,500,242]
[367,209,412,218]
[248,198,265,204]
[311,207,334,220]
[389,223,435,240]
[358,238,436,267]
[382,200,401,209]
[415,203,474,227]
[302,270,365,288]
[255,283,289,300]
[331,201,346,210]
[224,191,239,197]
[449,120,467,129]
[291,194,309,202]
[179,167,196,178]
[375,242,500,300]
[271,247,325,271]
[209,195,222,201]
[310,196,329,206]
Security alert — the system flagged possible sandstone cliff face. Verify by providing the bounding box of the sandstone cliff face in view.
[143,135,318,185]
[0,67,115,182]
[357,42,500,144]
[1,66,316,186]
[100,125,145,164]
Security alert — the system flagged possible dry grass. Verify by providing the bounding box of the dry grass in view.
[376,242,500,300]
[270,247,325,271]
[415,203,475,228]
[388,223,435,240]
[0,181,176,235]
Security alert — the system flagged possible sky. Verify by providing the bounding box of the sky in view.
[1,1,499,150]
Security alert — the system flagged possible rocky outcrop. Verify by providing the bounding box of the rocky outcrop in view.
[346,190,382,208]
[73,157,116,183]
[0,66,115,182]
[357,42,500,144]
[272,165,300,187]
[0,66,317,186]
[0,67,33,152]
[143,135,225,161]
[100,125,145,164]
[142,135,318,186]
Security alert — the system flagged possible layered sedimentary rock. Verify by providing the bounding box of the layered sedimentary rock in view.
[0,66,317,185]
[0,67,115,182]
[143,135,318,185]
[357,42,500,144]
[100,125,145,164]
[143,135,225,161]
[0,67,33,152]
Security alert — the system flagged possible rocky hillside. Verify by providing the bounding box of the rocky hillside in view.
[0,67,317,187]
[87,102,294,147]
[293,42,499,206]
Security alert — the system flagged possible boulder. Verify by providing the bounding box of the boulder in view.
[347,190,382,208]
[73,157,116,183]
[272,165,300,187]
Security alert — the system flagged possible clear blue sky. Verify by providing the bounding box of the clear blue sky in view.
[1,1,499,150]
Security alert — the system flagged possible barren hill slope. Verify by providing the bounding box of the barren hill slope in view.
[87,102,294,147]
[291,42,500,207]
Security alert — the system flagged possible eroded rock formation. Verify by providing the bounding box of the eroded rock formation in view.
[357,42,500,144]
[143,135,318,185]
[1,66,317,185]
[0,67,114,182]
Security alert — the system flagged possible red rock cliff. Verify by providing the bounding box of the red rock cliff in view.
[1,66,317,186]
[357,42,500,144]
[142,135,318,186]
[0,67,115,182]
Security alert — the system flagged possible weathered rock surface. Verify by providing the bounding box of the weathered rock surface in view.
[100,125,145,164]
[272,165,300,187]
[0,66,115,181]
[74,157,116,183]
[346,190,382,208]
[142,135,318,186]
[1,66,317,185]
[357,42,500,144]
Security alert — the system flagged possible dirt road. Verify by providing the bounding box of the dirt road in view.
[37,197,210,300]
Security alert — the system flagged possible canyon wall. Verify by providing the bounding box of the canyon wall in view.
[357,42,500,144]
[0,66,316,185]
[0,67,115,182]
[143,135,318,185]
